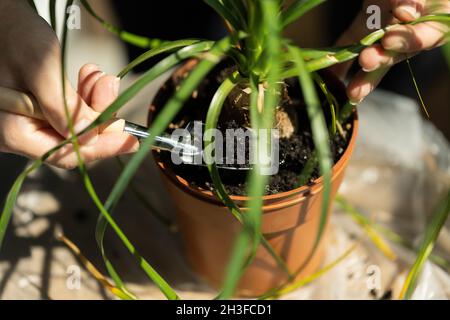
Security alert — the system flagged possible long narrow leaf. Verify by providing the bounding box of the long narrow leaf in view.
[336,195,450,270]
[27,0,37,12]
[281,14,450,77]
[260,244,357,299]
[117,39,206,78]
[80,0,163,48]
[443,43,450,69]
[288,45,332,271]
[49,0,57,32]
[282,0,326,27]
[204,76,292,300]
[219,0,283,299]
[61,0,140,299]
[58,234,135,300]
[335,196,396,261]
[400,188,450,299]
[0,162,41,249]
[115,158,174,229]
[203,0,244,30]
[93,42,215,298]
[222,0,248,29]
[405,59,430,118]
[313,73,337,135]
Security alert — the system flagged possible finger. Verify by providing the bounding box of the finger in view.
[359,44,418,72]
[48,132,139,169]
[0,110,63,156]
[331,0,398,79]
[382,21,449,52]
[89,74,120,113]
[347,68,389,105]
[0,111,139,169]
[390,0,425,22]
[78,64,104,104]
[78,63,100,89]
[24,45,99,139]
[330,12,367,79]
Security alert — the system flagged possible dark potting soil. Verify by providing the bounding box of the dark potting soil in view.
[151,60,355,196]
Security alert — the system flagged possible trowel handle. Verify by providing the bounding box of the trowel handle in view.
[0,87,45,120]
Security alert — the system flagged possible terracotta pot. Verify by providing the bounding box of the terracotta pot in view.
[149,66,359,297]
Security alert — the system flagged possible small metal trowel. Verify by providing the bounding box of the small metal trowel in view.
[123,121,251,171]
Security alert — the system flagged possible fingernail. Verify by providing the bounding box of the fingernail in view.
[113,77,120,97]
[398,5,420,20]
[362,65,378,73]
[121,140,140,155]
[347,85,362,105]
[349,98,363,106]
[130,141,140,153]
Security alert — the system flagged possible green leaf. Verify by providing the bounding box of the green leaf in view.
[27,0,37,12]
[408,13,450,25]
[60,0,140,300]
[49,0,57,32]
[281,0,326,27]
[442,43,450,70]
[118,39,208,78]
[58,234,136,300]
[115,158,174,229]
[203,0,244,31]
[281,14,450,77]
[260,244,357,299]
[337,194,450,271]
[0,162,41,249]
[400,188,450,299]
[80,0,164,48]
[335,196,396,261]
[222,0,248,29]
[300,46,352,60]
[405,59,430,118]
[313,72,337,135]
[287,45,332,272]
[204,76,262,299]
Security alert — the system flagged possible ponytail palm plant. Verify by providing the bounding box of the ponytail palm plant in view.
[1,0,449,300]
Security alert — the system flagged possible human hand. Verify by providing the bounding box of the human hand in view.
[0,0,138,168]
[333,0,449,104]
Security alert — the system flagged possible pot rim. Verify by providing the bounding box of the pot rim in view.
[155,114,359,206]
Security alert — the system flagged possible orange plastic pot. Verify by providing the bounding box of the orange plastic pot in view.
[149,68,358,297]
